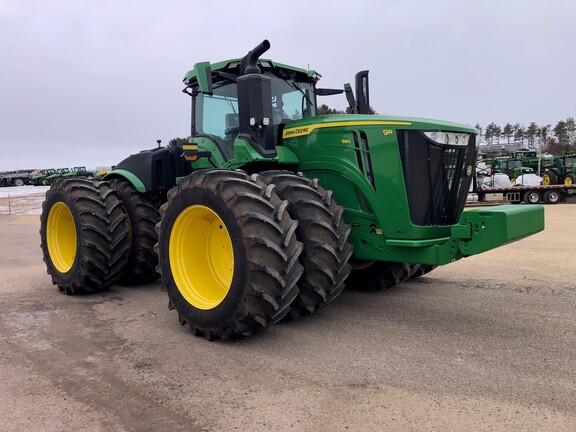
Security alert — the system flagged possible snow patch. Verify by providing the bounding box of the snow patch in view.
[0,186,49,198]
[0,186,49,215]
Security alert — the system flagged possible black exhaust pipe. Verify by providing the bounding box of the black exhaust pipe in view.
[237,40,274,156]
[242,40,271,74]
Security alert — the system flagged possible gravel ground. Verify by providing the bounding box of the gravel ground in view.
[0,204,574,431]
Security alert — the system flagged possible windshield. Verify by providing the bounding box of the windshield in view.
[193,73,316,146]
[196,83,239,140]
[270,77,316,121]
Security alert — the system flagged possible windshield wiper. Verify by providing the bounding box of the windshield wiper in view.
[280,75,313,107]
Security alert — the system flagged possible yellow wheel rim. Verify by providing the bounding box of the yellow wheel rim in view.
[542,175,550,185]
[565,177,573,185]
[46,202,77,273]
[169,205,234,310]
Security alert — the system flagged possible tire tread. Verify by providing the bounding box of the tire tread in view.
[40,178,129,294]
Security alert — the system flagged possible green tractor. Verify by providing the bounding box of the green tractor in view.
[62,166,93,179]
[487,156,534,183]
[39,40,544,340]
[29,168,55,186]
[514,149,554,175]
[43,168,70,185]
[542,153,576,185]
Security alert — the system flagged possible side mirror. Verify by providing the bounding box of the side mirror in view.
[193,61,213,95]
[344,83,356,113]
[316,88,345,96]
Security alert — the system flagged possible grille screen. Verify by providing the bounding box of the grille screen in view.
[397,130,475,226]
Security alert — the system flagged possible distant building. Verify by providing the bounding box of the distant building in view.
[479,142,523,157]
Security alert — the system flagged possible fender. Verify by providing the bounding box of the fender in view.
[104,168,147,192]
[105,146,191,192]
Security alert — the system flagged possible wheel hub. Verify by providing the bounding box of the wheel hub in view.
[46,202,77,273]
[169,205,234,310]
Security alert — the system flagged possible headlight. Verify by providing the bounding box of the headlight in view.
[423,131,470,146]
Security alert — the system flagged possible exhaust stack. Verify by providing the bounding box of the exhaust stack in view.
[237,40,275,156]
[242,40,271,74]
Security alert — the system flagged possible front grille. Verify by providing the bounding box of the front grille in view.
[397,130,475,226]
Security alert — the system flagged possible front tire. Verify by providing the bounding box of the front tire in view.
[542,172,558,185]
[156,169,304,340]
[346,260,412,291]
[258,171,353,318]
[40,179,130,294]
[408,264,437,280]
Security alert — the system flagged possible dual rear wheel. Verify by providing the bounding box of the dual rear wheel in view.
[40,178,161,294]
[40,179,130,294]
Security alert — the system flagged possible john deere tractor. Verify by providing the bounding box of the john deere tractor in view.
[486,156,534,183]
[62,166,93,180]
[29,168,56,186]
[43,168,70,185]
[40,40,544,340]
[542,153,576,185]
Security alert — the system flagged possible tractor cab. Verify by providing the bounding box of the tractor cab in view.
[556,156,576,169]
[183,42,319,159]
[182,40,370,164]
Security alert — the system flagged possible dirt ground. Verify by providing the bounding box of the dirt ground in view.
[0,204,574,431]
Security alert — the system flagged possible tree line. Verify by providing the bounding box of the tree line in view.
[475,118,576,154]
[317,104,377,115]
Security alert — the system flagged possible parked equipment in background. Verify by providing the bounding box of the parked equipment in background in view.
[0,169,36,187]
[483,156,534,184]
[62,166,94,180]
[475,165,576,204]
[542,153,576,185]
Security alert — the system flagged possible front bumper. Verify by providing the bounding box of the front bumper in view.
[383,205,545,265]
[455,205,544,256]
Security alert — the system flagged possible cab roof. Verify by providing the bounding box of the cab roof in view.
[183,58,320,87]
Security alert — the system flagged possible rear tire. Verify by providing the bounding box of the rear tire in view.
[346,260,412,291]
[543,189,560,204]
[523,190,541,204]
[40,179,130,294]
[258,171,353,318]
[563,173,576,185]
[111,179,161,285]
[14,178,25,186]
[156,169,303,340]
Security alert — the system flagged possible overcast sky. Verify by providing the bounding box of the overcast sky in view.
[1,0,574,171]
